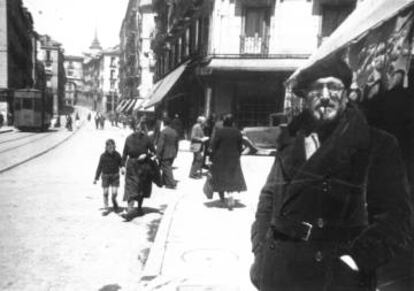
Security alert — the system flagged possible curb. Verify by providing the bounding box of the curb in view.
[0,129,13,135]
[0,123,84,174]
[139,191,185,285]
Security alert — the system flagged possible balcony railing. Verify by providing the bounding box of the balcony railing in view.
[240,34,270,55]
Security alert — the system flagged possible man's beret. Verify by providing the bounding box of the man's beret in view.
[291,59,353,98]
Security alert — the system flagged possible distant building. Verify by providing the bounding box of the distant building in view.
[38,35,66,115]
[148,0,359,130]
[64,55,84,106]
[0,0,36,123]
[100,46,120,113]
[119,0,140,102]
[118,0,156,116]
[83,34,120,113]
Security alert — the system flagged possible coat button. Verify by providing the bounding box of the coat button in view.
[269,243,275,250]
[315,251,323,262]
[317,218,325,228]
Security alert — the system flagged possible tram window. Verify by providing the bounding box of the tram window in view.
[34,99,42,111]
[15,99,21,110]
[22,98,33,109]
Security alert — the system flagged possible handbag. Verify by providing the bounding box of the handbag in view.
[190,141,202,152]
[149,157,163,187]
[203,173,214,199]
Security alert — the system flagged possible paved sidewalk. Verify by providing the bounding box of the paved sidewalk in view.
[140,152,275,290]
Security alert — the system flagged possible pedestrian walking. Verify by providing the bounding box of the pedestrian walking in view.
[171,114,184,140]
[153,111,168,145]
[121,121,156,221]
[99,114,105,130]
[87,112,91,122]
[189,116,207,179]
[66,114,73,131]
[0,112,4,128]
[156,117,179,189]
[202,113,216,169]
[210,114,246,210]
[75,112,80,128]
[250,61,412,291]
[94,112,100,130]
[93,139,122,216]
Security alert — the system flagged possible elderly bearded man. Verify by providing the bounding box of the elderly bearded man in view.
[250,62,412,291]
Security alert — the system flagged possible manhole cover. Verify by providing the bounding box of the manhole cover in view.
[181,249,239,266]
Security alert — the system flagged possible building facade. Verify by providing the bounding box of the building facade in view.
[64,55,84,106]
[149,0,359,130]
[119,0,140,102]
[0,0,36,123]
[100,46,120,113]
[83,40,120,113]
[38,35,66,116]
[118,0,156,116]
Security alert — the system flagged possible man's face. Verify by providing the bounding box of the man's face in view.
[305,77,348,123]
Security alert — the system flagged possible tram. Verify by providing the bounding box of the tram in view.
[13,89,53,131]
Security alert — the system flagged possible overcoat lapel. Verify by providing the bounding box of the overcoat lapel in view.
[278,106,370,196]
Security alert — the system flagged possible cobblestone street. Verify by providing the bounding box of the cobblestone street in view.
[0,120,274,290]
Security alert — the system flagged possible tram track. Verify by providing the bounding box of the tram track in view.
[0,132,38,145]
[0,132,55,155]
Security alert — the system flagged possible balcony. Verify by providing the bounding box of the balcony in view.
[240,34,270,55]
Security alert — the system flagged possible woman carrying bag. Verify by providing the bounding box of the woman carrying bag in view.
[121,121,156,221]
[209,114,247,210]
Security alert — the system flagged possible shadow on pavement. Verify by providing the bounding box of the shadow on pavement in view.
[98,284,121,291]
[122,206,164,221]
[203,199,246,209]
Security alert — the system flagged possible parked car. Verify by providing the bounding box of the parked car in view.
[241,112,287,155]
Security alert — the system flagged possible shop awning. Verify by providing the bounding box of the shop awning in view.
[120,99,132,113]
[115,99,128,112]
[207,58,309,72]
[287,0,414,85]
[144,61,190,108]
[124,99,137,114]
[133,98,155,112]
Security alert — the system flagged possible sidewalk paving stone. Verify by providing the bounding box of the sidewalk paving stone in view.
[140,153,275,291]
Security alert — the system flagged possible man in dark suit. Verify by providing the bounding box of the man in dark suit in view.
[156,117,179,189]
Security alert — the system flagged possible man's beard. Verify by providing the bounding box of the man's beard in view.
[314,104,337,120]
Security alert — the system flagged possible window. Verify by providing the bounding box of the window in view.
[22,98,33,109]
[184,29,190,58]
[177,37,182,64]
[321,4,355,38]
[15,99,21,110]
[46,50,51,61]
[193,19,200,52]
[110,80,115,90]
[110,57,116,67]
[242,7,270,54]
[34,99,42,112]
[198,18,203,49]
[110,70,115,80]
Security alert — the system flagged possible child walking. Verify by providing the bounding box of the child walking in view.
[94,139,122,216]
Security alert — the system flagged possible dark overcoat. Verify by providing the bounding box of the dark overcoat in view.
[122,131,156,201]
[156,126,179,160]
[210,127,247,193]
[250,106,412,290]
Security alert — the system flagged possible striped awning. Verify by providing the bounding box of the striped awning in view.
[144,61,189,108]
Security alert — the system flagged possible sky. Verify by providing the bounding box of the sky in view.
[23,0,130,56]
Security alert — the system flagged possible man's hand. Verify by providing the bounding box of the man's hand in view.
[93,180,97,185]
[340,255,359,271]
[138,153,147,161]
[121,167,126,175]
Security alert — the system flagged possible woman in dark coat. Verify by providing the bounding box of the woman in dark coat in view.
[121,121,156,221]
[210,114,247,210]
